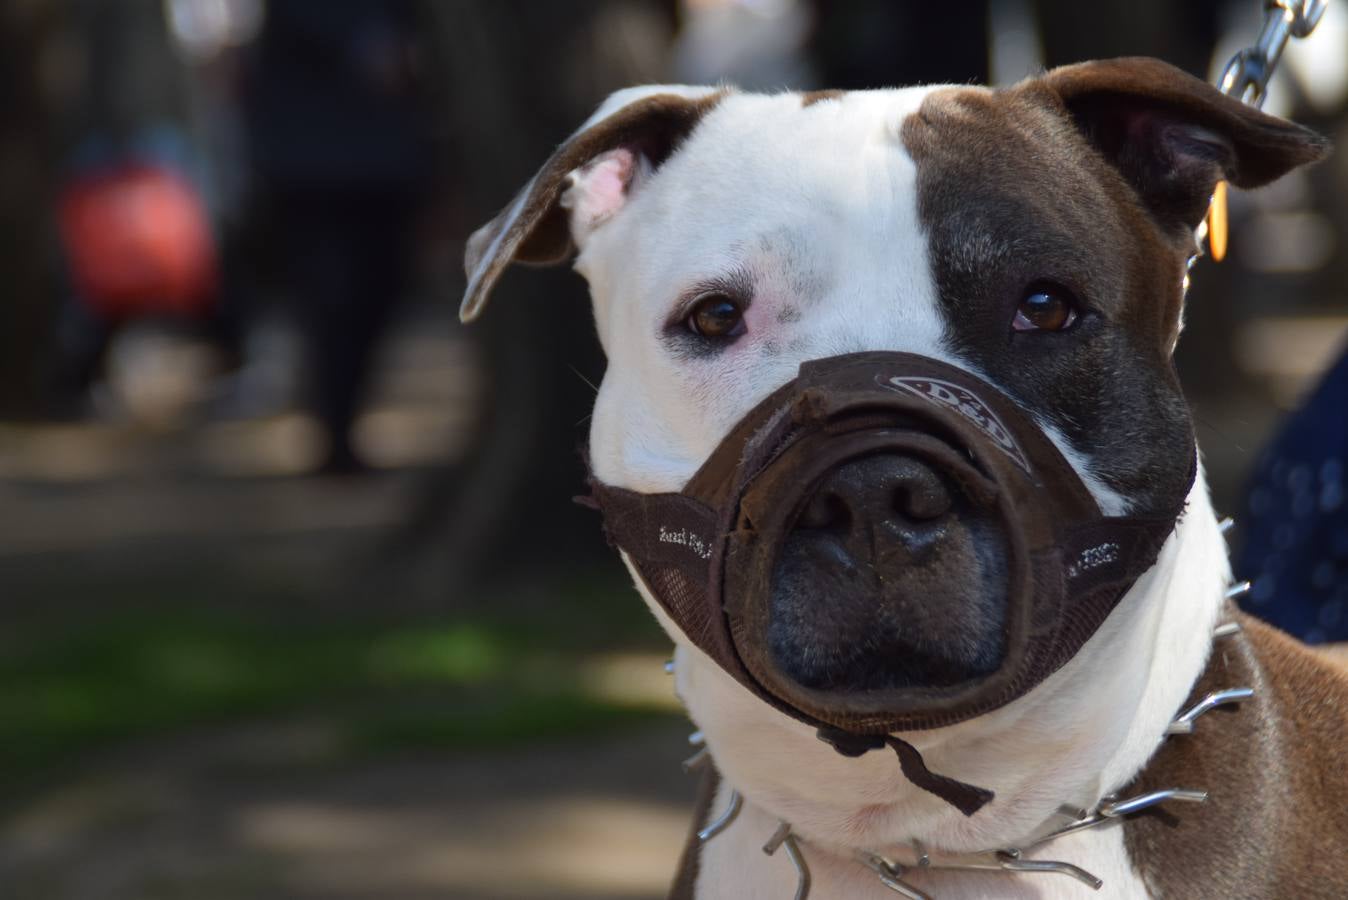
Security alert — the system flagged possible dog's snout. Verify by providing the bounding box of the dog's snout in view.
[795,455,953,539]
[768,451,1008,695]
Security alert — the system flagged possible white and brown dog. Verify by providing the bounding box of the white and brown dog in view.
[461,58,1347,899]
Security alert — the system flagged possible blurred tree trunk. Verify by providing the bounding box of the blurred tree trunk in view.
[0,2,60,416]
[396,1,675,599]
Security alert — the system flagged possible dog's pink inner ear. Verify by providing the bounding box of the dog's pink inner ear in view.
[561,147,641,245]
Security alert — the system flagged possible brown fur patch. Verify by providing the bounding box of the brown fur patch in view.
[900,83,1197,514]
[1123,611,1348,898]
[900,63,1325,513]
[800,89,844,108]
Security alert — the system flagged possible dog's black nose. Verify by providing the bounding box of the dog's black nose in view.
[793,454,953,558]
[769,452,1008,694]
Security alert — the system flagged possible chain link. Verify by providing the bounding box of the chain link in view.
[1216,0,1330,108]
[1195,1,1328,261]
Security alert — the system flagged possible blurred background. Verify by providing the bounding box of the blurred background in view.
[0,1,1344,898]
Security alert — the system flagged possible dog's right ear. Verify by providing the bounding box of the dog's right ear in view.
[460,86,726,323]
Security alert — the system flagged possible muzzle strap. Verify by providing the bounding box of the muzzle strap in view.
[817,726,994,815]
[887,736,995,816]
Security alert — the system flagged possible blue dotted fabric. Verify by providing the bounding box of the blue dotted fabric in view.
[1237,343,1348,643]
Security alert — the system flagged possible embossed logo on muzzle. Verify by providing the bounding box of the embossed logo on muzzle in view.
[880,375,1030,472]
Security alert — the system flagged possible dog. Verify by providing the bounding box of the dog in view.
[460,58,1347,898]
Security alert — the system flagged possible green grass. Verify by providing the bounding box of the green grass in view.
[0,572,676,790]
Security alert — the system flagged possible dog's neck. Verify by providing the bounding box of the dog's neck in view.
[655,468,1230,862]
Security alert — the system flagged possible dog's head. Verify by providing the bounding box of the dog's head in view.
[463,59,1324,704]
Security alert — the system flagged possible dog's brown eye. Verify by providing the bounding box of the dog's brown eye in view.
[687,293,745,338]
[1013,284,1079,332]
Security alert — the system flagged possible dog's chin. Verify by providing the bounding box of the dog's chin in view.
[766,515,1010,694]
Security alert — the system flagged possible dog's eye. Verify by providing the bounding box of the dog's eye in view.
[686,293,746,339]
[1013,283,1079,333]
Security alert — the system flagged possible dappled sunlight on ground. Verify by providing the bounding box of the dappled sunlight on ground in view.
[1,722,697,900]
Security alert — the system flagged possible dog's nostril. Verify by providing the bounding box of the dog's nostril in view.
[796,492,851,531]
[894,478,951,523]
[792,453,955,539]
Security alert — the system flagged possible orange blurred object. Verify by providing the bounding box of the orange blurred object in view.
[1206,180,1229,263]
[58,165,218,320]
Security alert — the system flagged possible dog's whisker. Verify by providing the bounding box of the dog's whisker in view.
[567,364,600,396]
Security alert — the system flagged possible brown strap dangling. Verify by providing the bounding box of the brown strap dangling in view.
[885,735,995,817]
[817,727,994,816]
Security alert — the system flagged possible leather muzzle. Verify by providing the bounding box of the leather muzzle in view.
[584,352,1194,814]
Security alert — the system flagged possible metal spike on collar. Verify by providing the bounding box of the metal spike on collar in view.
[1218,516,1235,535]
[863,854,932,899]
[682,747,709,773]
[763,822,811,900]
[1225,580,1252,600]
[1099,789,1208,817]
[682,730,709,773]
[1213,620,1243,639]
[995,851,1104,890]
[1031,786,1209,846]
[685,767,1220,896]
[1166,687,1255,735]
[698,789,742,841]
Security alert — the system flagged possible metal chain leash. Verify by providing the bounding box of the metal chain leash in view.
[1200,0,1330,260]
[1218,0,1330,108]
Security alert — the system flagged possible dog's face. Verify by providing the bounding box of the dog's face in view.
[463,58,1325,846]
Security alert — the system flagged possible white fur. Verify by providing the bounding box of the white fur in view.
[569,85,1229,897]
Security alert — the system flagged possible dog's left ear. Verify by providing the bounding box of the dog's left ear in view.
[460,85,725,323]
[1040,57,1330,240]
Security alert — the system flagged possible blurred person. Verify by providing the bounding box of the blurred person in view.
[47,0,220,417]
[239,0,433,475]
[1237,344,1348,643]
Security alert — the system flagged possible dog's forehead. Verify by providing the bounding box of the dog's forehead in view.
[648,86,938,243]
[588,87,950,324]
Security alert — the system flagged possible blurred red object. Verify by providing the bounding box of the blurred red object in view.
[58,165,218,320]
